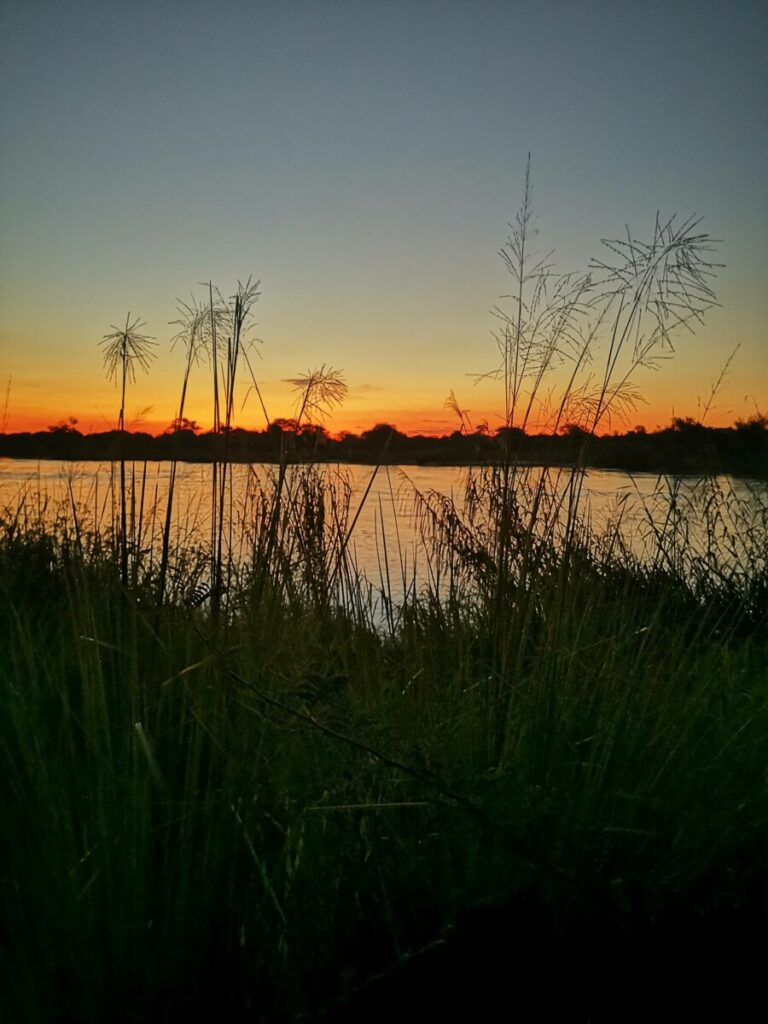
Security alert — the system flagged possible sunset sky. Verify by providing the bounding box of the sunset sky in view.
[1,0,766,437]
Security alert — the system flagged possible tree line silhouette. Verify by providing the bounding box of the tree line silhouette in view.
[1,414,766,477]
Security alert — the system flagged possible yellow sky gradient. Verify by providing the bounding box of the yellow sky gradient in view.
[4,321,762,438]
[2,287,764,438]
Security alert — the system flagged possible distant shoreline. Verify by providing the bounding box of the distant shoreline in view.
[1,420,766,479]
[0,452,765,479]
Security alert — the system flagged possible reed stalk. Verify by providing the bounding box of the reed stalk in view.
[99,314,155,586]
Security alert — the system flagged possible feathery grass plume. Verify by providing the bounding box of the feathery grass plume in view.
[436,160,724,707]
[550,213,722,554]
[697,344,740,426]
[444,390,472,434]
[585,212,721,433]
[208,278,261,618]
[170,296,212,420]
[156,295,222,608]
[99,313,156,585]
[286,364,348,426]
[279,366,389,610]
[266,367,349,605]
[100,313,156,437]
[477,155,593,436]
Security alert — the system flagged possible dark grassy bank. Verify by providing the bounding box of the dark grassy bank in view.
[1,462,767,1022]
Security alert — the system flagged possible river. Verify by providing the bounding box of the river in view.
[1,459,765,603]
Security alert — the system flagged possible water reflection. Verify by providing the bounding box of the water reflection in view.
[1,459,765,604]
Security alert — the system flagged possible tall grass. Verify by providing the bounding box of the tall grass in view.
[99,314,156,587]
[1,175,766,1020]
[1,465,765,1021]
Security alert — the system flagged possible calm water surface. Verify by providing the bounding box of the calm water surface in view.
[1,459,765,599]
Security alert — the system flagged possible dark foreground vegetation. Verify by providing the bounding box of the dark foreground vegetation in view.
[2,412,768,477]
[1,458,767,1022]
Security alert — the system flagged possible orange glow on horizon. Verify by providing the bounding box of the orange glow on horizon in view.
[3,401,748,439]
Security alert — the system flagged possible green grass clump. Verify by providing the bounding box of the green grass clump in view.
[1,467,766,1021]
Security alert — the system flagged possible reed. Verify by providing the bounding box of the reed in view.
[99,314,156,586]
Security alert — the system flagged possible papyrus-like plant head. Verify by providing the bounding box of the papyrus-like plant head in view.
[170,297,211,365]
[100,313,156,383]
[286,365,348,425]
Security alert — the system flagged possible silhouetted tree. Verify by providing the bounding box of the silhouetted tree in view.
[361,423,405,444]
[47,417,79,433]
[165,417,200,434]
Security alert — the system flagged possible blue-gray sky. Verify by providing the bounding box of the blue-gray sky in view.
[1,0,766,433]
